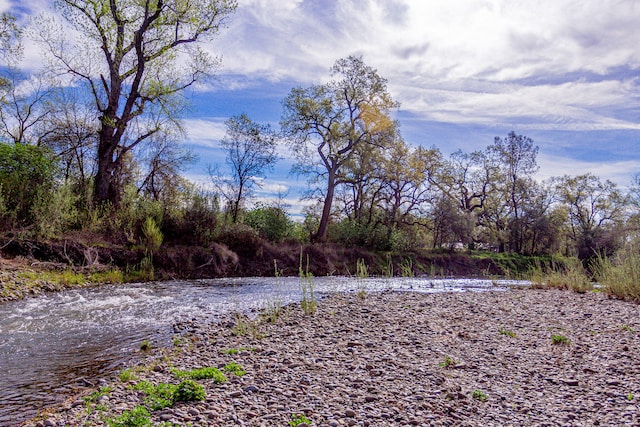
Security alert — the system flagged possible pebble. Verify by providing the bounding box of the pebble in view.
[20,289,640,427]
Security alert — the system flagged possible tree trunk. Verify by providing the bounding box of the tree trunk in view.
[93,128,118,207]
[315,169,337,242]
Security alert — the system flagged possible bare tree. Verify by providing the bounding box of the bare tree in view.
[210,113,278,223]
[0,69,55,145]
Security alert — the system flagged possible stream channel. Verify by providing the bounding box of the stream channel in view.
[0,276,528,426]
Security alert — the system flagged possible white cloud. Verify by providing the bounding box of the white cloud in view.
[208,0,640,130]
[537,154,640,188]
[182,118,227,147]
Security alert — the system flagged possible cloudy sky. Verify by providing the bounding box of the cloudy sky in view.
[4,0,640,210]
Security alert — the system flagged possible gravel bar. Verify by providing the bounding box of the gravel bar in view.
[24,288,640,426]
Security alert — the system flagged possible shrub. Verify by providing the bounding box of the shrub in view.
[107,406,152,427]
[244,204,292,242]
[173,380,206,402]
[0,142,57,230]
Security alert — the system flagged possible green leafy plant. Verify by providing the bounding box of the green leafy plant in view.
[182,366,228,383]
[173,380,206,402]
[551,334,570,345]
[438,355,456,368]
[223,362,246,377]
[289,413,312,426]
[471,390,488,402]
[627,392,634,401]
[107,406,152,427]
[133,381,178,411]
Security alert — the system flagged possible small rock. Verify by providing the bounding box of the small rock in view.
[243,384,260,393]
[345,409,356,417]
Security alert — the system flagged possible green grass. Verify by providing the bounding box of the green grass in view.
[223,362,246,377]
[133,379,206,410]
[529,258,592,293]
[471,389,488,402]
[119,368,139,382]
[172,366,228,383]
[621,324,635,333]
[106,405,152,427]
[551,334,570,345]
[595,243,640,302]
[299,252,317,315]
[438,355,456,368]
[133,381,178,410]
[499,328,516,338]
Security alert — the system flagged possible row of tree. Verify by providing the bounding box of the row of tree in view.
[0,3,638,263]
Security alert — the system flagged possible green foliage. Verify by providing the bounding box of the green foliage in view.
[134,381,177,411]
[621,324,634,333]
[141,217,163,255]
[107,406,152,427]
[83,386,113,404]
[439,355,456,368]
[289,413,312,426]
[244,204,292,242]
[595,242,640,302]
[471,390,488,402]
[175,366,228,383]
[119,368,138,382]
[223,362,246,377]
[0,142,57,230]
[551,334,570,345]
[499,328,516,338]
[139,340,152,351]
[173,379,206,402]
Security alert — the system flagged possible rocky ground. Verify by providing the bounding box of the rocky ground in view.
[23,288,640,427]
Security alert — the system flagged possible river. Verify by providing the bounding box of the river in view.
[0,276,527,426]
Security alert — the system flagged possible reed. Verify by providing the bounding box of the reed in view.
[595,243,640,302]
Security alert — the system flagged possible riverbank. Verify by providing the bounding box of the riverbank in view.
[23,288,640,427]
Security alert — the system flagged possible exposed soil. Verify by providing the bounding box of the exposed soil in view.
[23,288,640,427]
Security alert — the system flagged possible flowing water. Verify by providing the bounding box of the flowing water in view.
[0,276,527,426]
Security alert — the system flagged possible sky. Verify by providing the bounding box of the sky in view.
[3,0,640,214]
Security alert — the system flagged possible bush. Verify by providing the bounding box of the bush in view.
[107,406,152,427]
[0,143,57,230]
[244,204,292,242]
[173,379,206,402]
[162,190,220,246]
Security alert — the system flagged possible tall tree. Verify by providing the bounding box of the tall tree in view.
[555,173,628,259]
[211,114,278,223]
[38,0,236,206]
[487,131,539,252]
[281,56,398,241]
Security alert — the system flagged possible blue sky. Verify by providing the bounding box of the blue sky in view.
[4,0,640,213]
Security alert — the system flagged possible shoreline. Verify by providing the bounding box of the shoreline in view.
[21,288,640,426]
